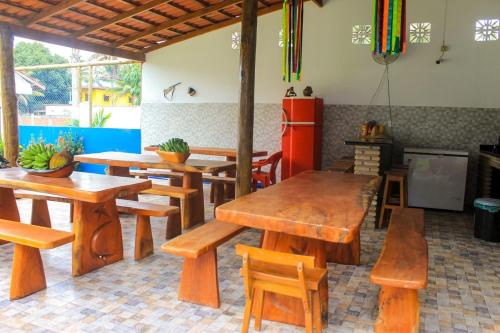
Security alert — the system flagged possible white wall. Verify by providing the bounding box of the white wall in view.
[142,0,500,108]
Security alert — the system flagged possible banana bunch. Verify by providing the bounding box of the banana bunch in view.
[159,138,189,154]
[19,143,57,170]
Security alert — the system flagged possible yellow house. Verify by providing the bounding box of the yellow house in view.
[80,87,134,107]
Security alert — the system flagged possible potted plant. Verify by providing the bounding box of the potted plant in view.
[156,138,190,163]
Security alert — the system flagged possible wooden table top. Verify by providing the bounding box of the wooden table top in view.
[0,168,151,203]
[75,152,236,173]
[216,171,381,243]
[144,146,268,158]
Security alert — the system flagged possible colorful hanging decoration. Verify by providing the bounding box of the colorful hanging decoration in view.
[371,0,407,58]
[282,0,304,82]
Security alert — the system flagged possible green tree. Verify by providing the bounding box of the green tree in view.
[14,42,71,113]
[115,63,142,105]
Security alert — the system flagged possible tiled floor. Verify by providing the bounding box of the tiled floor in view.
[0,186,499,332]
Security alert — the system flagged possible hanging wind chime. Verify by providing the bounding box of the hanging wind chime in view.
[282,0,304,82]
[371,0,407,64]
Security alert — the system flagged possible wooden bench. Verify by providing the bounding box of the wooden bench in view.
[14,190,73,226]
[161,221,245,308]
[0,219,74,300]
[370,208,428,333]
[116,199,179,260]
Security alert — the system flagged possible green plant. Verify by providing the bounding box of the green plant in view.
[70,119,80,127]
[159,138,190,154]
[57,131,84,156]
[0,137,4,157]
[91,108,112,128]
[114,63,142,106]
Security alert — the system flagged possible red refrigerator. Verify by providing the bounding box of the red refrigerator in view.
[281,97,324,180]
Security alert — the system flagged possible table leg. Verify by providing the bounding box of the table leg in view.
[255,231,328,328]
[72,199,123,276]
[325,227,361,265]
[183,172,205,228]
[31,199,51,228]
[225,157,236,199]
[209,171,218,203]
[166,177,182,239]
[0,188,21,245]
[108,166,138,200]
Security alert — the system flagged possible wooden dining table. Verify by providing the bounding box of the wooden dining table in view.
[0,168,151,276]
[75,152,236,227]
[144,146,268,198]
[216,170,381,327]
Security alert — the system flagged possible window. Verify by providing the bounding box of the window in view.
[103,95,110,102]
[231,32,241,50]
[409,23,431,43]
[352,25,372,45]
[475,19,499,42]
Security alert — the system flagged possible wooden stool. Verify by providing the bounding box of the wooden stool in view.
[378,168,408,228]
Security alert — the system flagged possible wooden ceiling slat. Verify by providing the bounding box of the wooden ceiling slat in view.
[23,0,83,26]
[0,22,145,61]
[114,0,241,47]
[73,0,173,37]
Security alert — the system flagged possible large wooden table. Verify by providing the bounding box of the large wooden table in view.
[144,146,268,198]
[75,152,236,227]
[216,170,380,327]
[0,168,151,276]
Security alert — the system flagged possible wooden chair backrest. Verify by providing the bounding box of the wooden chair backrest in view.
[235,244,315,308]
[252,151,283,183]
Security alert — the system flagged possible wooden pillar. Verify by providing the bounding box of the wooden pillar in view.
[87,65,93,127]
[236,0,258,197]
[0,27,19,165]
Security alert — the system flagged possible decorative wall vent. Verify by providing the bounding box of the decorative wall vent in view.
[409,22,432,43]
[352,25,372,45]
[231,32,241,50]
[475,19,499,42]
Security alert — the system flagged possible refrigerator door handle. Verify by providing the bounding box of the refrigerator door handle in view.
[281,121,316,125]
[281,108,289,136]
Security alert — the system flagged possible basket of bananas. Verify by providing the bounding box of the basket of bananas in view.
[18,142,76,178]
[156,138,190,163]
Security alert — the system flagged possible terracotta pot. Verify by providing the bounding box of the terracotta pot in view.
[155,150,190,163]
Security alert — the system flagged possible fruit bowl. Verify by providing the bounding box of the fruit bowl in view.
[22,161,77,178]
[155,150,190,163]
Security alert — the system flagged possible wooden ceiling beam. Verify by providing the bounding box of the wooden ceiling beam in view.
[0,22,145,61]
[22,0,82,26]
[73,0,173,37]
[115,0,242,47]
[143,2,281,53]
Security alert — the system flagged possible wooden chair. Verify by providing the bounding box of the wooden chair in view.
[252,151,282,191]
[235,244,327,333]
[370,208,427,333]
[0,220,74,300]
[161,221,245,308]
[378,168,408,228]
[116,199,179,260]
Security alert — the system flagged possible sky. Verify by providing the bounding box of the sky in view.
[14,37,95,61]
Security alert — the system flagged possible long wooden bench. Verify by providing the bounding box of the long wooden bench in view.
[116,199,179,260]
[0,219,74,300]
[161,221,245,308]
[370,208,428,333]
[14,190,73,226]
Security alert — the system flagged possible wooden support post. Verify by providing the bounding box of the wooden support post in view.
[87,65,93,127]
[0,27,19,166]
[236,0,258,197]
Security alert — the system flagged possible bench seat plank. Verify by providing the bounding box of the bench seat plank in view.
[131,169,236,184]
[370,208,427,290]
[0,219,74,249]
[161,221,245,259]
[116,199,179,217]
[141,183,197,199]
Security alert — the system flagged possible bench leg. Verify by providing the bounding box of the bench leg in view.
[178,249,220,308]
[10,244,47,300]
[375,286,419,333]
[167,178,183,239]
[0,188,20,245]
[135,215,154,260]
[213,183,225,218]
[31,199,51,228]
[209,171,218,203]
[183,172,205,228]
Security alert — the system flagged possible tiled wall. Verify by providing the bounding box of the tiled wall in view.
[142,103,500,204]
